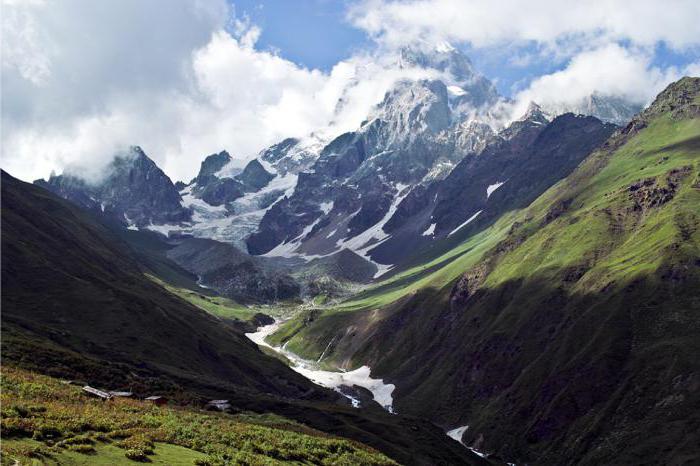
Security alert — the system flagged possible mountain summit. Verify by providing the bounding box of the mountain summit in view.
[35,146,190,228]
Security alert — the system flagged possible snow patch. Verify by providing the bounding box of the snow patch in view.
[319,201,334,215]
[150,172,298,248]
[261,216,336,262]
[486,181,506,198]
[372,262,395,279]
[180,187,227,213]
[421,223,436,236]
[447,425,469,443]
[448,210,482,237]
[435,40,456,53]
[337,183,410,278]
[144,222,181,236]
[447,85,467,97]
[445,425,493,460]
[123,213,139,231]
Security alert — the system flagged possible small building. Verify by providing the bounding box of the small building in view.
[82,386,112,400]
[206,399,231,411]
[145,396,167,406]
[108,391,134,398]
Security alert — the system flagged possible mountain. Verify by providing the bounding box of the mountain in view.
[1,170,487,466]
[262,77,700,464]
[248,102,614,278]
[245,46,505,271]
[188,152,275,207]
[35,146,191,228]
[543,92,643,126]
[364,107,617,268]
[32,46,634,286]
[3,170,317,399]
[165,237,301,303]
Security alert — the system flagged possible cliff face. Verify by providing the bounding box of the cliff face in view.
[35,146,190,227]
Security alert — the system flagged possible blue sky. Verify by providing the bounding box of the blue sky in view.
[228,0,371,71]
[228,0,700,97]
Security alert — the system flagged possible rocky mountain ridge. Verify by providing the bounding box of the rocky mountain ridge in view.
[36,146,191,228]
[264,77,700,465]
[34,45,640,287]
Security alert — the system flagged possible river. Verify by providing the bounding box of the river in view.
[245,321,396,412]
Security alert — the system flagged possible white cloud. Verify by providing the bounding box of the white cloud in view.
[348,0,700,51]
[2,0,698,183]
[509,44,685,119]
[1,0,438,182]
[347,1,699,123]
[1,0,227,181]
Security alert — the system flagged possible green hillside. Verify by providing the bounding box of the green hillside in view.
[266,77,700,465]
[0,171,486,466]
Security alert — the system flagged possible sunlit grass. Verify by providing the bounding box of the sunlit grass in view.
[0,366,397,466]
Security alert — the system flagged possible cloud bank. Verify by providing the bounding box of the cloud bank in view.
[348,0,700,50]
[2,0,699,182]
[1,0,439,182]
[349,0,700,118]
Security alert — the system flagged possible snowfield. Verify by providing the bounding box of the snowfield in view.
[246,321,396,412]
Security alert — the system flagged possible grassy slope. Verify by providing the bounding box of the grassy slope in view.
[267,212,516,355]
[0,367,394,466]
[485,115,700,289]
[267,78,700,464]
[147,275,256,322]
[0,171,324,400]
[273,83,699,359]
[1,172,486,466]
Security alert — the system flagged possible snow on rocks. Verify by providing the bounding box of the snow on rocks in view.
[337,183,410,278]
[447,85,467,97]
[445,425,494,460]
[448,210,482,237]
[446,425,469,443]
[246,321,396,412]
[486,181,506,198]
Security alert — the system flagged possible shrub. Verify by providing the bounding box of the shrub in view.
[1,417,34,437]
[124,447,150,461]
[61,434,95,446]
[1,367,397,466]
[68,444,96,454]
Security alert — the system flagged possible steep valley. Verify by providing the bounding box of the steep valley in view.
[263,78,700,464]
[0,171,485,466]
[3,41,699,465]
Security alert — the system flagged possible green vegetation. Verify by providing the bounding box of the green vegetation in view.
[1,172,484,466]
[270,94,700,362]
[336,211,517,311]
[312,294,329,306]
[267,210,517,356]
[0,366,396,466]
[264,78,700,464]
[148,274,256,322]
[485,114,700,289]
